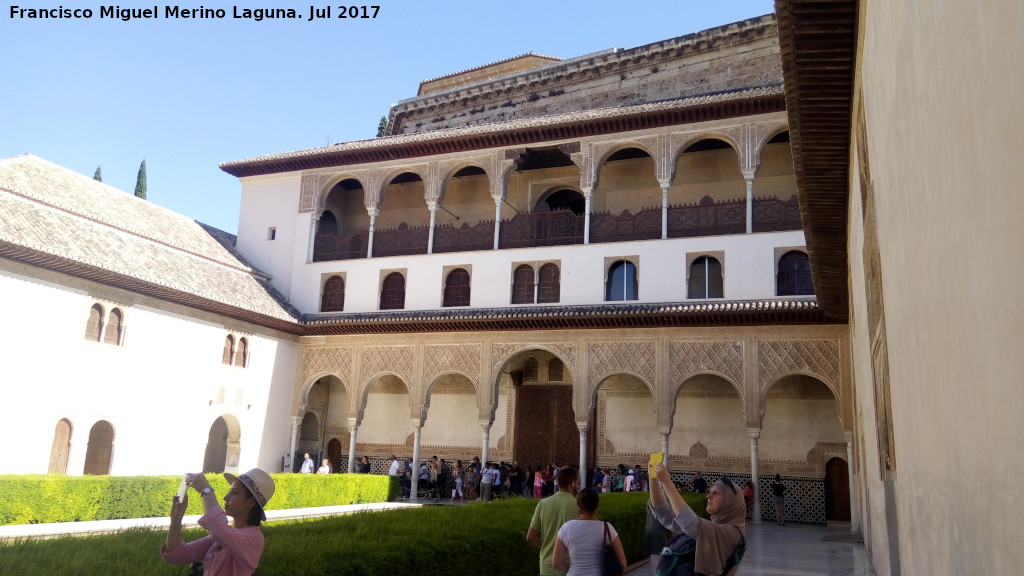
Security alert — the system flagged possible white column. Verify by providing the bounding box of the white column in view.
[747,428,762,524]
[289,416,301,472]
[480,421,491,468]
[346,422,358,473]
[582,187,593,244]
[846,431,859,532]
[577,423,589,478]
[743,172,755,234]
[492,196,502,250]
[366,208,379,258]
[410,423,422,501]
[426,202,438,254]
[659,181,670,239]
[307,214,319,262]
[658,427,671,464]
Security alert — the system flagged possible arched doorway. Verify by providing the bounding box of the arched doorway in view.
[203,417,229,473]
[83,420,114,475]
[327,438,342,473]
[825,457,851,521]
[48,418,72,474]
[508,350,577,469]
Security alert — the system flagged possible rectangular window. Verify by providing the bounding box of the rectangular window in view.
[267,227,277,241]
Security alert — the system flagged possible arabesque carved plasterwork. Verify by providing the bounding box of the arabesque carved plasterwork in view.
[491,343,519,372]
[361,346,415,384]
[670,341,743,387]
[589,342,656,387]
[424,344,481,385]
[301,347,353,384]
[758,340,840,390]
[549,343,577,370]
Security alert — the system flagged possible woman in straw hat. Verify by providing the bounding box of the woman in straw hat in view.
[162,468,276,576]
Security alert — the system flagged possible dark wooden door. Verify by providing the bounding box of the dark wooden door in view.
[514,385,579,468]
[825,457,851,521]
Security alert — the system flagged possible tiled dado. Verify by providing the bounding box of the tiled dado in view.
[668,470,826,525]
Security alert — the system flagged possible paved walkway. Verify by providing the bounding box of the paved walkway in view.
[0,504,876,575]
[627,522,877,576]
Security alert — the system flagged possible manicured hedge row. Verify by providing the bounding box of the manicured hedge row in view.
[0,473,398,525]
[0,491,708,576]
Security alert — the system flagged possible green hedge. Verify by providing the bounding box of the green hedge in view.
[0,491,708,576]
[0,474,397,526]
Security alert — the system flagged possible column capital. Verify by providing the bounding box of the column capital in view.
[657,178,672,190]
[746,427,761,439]
[576,422,590,434]
[290,416,302,427]
[658,426,672,437]
[580,186,594,199]
[427,200,438,210]
[479,420,493,432]
[366,207,380,218]
[844,430,854,444]
[741,169,757,182]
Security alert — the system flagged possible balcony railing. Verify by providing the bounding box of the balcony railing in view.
[311,195,802,262]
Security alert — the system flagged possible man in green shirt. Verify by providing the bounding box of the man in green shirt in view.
[527,466,580,576]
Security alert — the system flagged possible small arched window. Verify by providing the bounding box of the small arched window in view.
[548,358,564,382]
[524,357,539,382]
[103,308,122,346]
[777,251,814,296]
[538,263,560,303]
[688,256,723,299]
[606,260,638,301]
[222,335,235,365]
[85,304,103,342]
[237,337,249,368]
[511,265,534,304]
[321,275,345,312]
[442,268,471,307]
[380,272,406,310]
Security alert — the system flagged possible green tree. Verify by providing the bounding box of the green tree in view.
[376,116,389,137]
[134,159,147,199]
[93,166,102,182]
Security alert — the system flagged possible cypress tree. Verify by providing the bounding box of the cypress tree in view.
[134,159,147,199]
[93,166,102,182]
[376,116,389,137]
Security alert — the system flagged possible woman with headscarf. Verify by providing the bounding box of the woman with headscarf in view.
[162,468,276,576]
[652,464,746,576]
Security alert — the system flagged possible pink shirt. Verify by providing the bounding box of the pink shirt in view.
[161,504,264,576]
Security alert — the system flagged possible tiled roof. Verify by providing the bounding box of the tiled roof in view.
[0,155,301,326]
[419,51,562,85]
[220,84,786,176]
[303,298,831,335]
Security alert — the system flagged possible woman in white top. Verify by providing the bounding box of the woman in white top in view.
[553,487,627,576]
[317,459,331,474]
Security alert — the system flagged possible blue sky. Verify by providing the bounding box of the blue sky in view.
[2,0,775,233]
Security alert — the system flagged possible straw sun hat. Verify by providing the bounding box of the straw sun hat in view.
[223,468,276,520]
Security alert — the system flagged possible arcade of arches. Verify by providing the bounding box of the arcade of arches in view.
[289,324,853,522]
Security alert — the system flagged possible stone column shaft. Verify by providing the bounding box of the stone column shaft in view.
[366,209,379,258]
[748,428,762,524]
[427,203,438,254]
[660,181,670,239]
[410,425,422,501]
[744,174,754,234]
[480,422,491,469]
[492,198,502,250]
[347,424,358,473]
[289,417,301,473]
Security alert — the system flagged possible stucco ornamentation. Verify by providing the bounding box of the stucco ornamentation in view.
[360,345,415,384]
[301,346,353,384]
[670,341,743,388]
[758,340,840,390]
[424,343,481,385]
[589,341,656,388]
